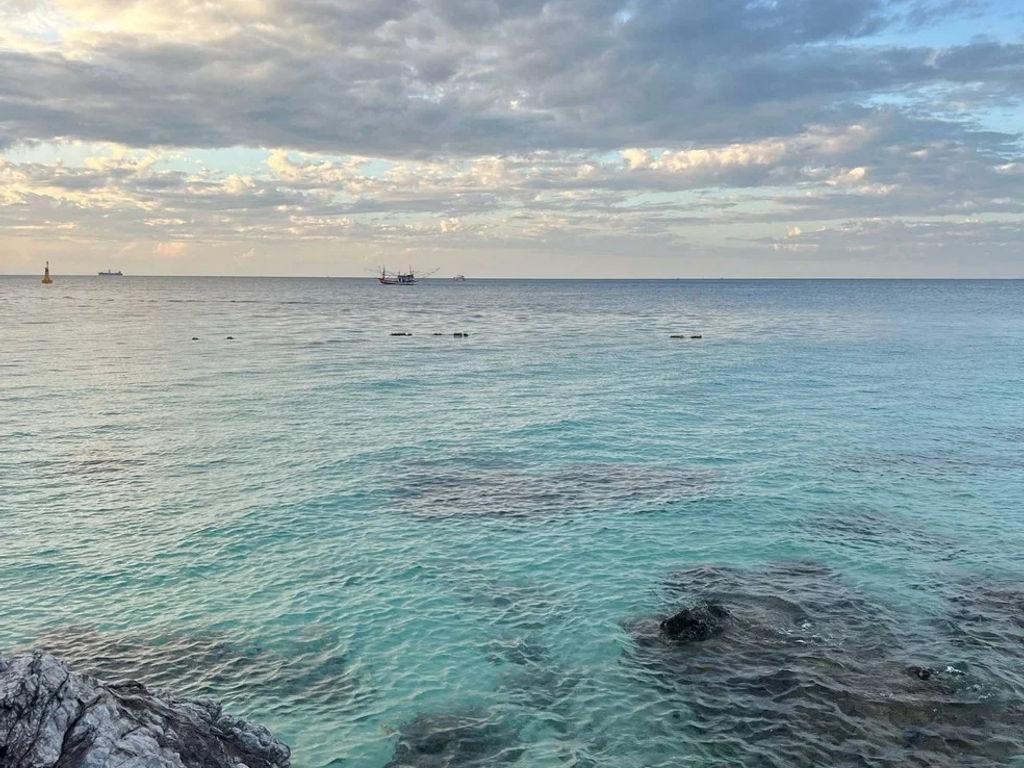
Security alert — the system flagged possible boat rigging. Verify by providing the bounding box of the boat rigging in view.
[376,265,437,285]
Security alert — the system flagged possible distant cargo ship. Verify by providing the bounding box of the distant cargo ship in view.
[98,269,123,276]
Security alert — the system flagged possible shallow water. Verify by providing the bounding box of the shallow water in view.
[1,277,1022,767]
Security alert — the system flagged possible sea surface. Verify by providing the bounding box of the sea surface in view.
[1,277,1023,767]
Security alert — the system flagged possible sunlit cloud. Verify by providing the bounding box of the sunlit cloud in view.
[0,0,1021,276]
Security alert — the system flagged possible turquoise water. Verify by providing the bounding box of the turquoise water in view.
[2,277,1023,767]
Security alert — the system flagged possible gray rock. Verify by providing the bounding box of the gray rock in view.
[0,651,290,768]
[659,601,729,643]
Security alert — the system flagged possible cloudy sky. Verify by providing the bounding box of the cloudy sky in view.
[1,0,1022,277]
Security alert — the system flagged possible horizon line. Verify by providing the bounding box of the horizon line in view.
[5,274,1024,281]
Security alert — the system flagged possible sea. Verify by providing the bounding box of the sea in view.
[2,276,1022,767]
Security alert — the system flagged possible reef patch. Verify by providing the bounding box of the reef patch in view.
[21,625,362,712]
[389,462,714,518]
[625,563,1024,767]
[384,712,522,768]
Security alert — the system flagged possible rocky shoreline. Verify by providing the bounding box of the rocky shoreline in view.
[0,651,290,768]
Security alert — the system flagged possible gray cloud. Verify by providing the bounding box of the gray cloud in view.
[1,0,1022,276]
[1,0,1022,154]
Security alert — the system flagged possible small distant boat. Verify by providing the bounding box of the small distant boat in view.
[377,266,436,285]
[98,269,123,276]
[452,274,466,282]
[41,261,53,284]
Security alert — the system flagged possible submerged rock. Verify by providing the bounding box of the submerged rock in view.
[659,601,729,643]
[390,462,715,519]
[24,625,361,712]
[626,563,1024,767]
[0,651,290,768]
[940,580,1024,663]
[384,713,521,768]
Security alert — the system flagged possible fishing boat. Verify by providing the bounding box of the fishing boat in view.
[98,269,123,276]
[377,266,436,285]
[41,261,53,284]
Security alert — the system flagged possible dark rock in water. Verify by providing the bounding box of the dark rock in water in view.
[226,336,235,340]
[384,713,521,768]
[0,651,290,768]
[690,334,702,339]
[625,563,1024,767]
[453,332,469,338]
[390,332,412,337]
[907,664,936,680]
[191,336,199,341]
[659,601,729,643]
[432,332,444,336]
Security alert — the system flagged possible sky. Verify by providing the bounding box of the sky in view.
[0,0,1022,277]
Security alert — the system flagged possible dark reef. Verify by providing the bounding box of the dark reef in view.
[21,625,362,712]
[940,579,1024,661]
[390,462,714,518]
[384,713,522,768]
[0,651,289,768]
[626,562,1024,767]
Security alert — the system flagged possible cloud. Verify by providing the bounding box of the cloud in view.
[155,240,189,257]
[761,217,1024,272]
[0,0,1022,275]
[1,0,1021,155]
